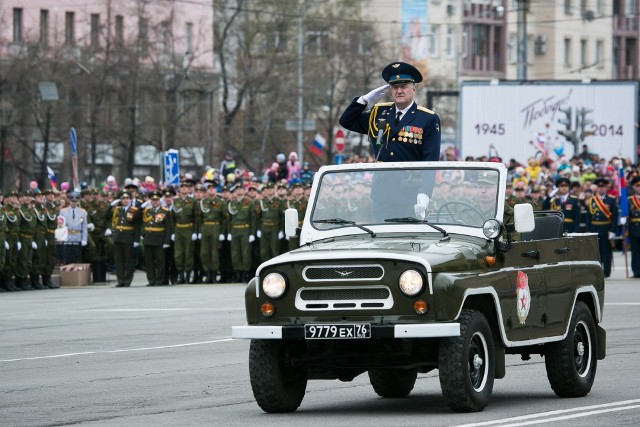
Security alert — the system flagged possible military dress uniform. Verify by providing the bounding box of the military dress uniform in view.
[199,195,226,283]
[89,193,114,262]
[627,190,640,278]
[172,194,197,284]
[542,183,581,233]
[257,190,284,262]
[228,195,255,283]
[58,199,89,264]
[0,200,15,291]
[287,195,307,251]
[31,200,48,289]
[586,189,618,278]
[15,197,39,290]
[3,193,21,290]
[108,197,141,287]
[141,192,172,286]
[43,194,59,288]
[80,192,98,262]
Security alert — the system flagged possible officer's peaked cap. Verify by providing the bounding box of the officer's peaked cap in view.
[382,62,423,85]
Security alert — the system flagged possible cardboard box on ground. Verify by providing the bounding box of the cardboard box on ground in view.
[60,264,91,287]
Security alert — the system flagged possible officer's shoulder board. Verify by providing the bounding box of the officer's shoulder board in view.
[569,195,578,199]
[161,206,170,212]
[417,106,436,115]
[374,102,393,107]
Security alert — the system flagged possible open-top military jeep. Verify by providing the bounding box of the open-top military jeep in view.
[232,161,606,413]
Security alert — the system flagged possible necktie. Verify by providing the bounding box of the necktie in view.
[395,111,401,126]
[72,209,75,219]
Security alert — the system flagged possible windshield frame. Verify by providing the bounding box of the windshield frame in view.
[298,161,506,245]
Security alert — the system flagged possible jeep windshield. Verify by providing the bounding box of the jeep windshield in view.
[310,164,501,230]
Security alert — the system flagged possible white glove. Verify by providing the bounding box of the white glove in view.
[171,234,175,241]
[227,233,232,241]
[110,199,121,207]
[17,241,22,251]
[608,231,615,240]
[219,234,225,241]
[44,240,48,247]
[249,235,255,243]
[285,235,290,241]
[414,193,430,220]
[141,200,151,208]
[278,231,285,240]
[4,241,9,250]
[81,241,87,247]
[198,233,202,240]
[133,242,140,248]
[359,84,388,104]
[162,243,170,249]
[620,217,628,225]
[191,233,198,241]
[105,228,112,237]
[256,230,262,238]
[87,223,95,232]
[32,242,38,250]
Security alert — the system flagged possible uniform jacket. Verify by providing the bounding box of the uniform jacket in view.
[543,194,581,233]
[339,99,441,162]
[59,206,89,243]
[628,194,640,237]
[172,196,196,234]
[585,194,618,235]
[108,204,141,244]
[142,206,172,246]
[198,197,226,234]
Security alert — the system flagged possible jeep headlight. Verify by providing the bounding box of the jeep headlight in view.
[399,270,423,296]
[483,219,502,239]
[262,272,287,299]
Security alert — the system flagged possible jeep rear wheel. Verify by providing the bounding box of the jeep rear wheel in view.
[368,368,418,398]
[545,301,597,397]
[438,310,495,412]
[249,339,307,413]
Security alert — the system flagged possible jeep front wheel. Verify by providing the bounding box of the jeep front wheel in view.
[368,368,418,398]
[438,310,495,412]
[249,339,307,413]
[544,301,597,397]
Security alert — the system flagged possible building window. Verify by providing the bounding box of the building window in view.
[595,0,603,16]
[40,10,49,46]
[580,39,587,67]
[115,15,124,48]
[580,0,587,16]
[564,0,572,15]
[307,30,328,55]
[161,21,170,53]
[462,30,468,58]
[595,40,604,68]
[624,0,634,17]
[139,18,149,53]
[13,8,23,43]
[563,37,571,66]
[471,25,489,57]
[429,25,440,57]
[65,12,75,46]
[91,14,100,48]
[445,26,455,58]
[185,22,193,54]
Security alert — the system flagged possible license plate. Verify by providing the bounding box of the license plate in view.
[304,324,371,339]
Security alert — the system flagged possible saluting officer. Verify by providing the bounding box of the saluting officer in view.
[107,190,141,287]
[141,190,172,286]
[227,184,255,283]
[543,177,581,233]
[339,61,441,163]
[172,181,197,284]
[627,176,640,278]
[586,178,618,278]
[199,181,227,283]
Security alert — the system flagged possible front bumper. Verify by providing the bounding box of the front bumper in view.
[231,323,460,339]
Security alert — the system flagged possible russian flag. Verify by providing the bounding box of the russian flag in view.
[310,133,325,156]
[47,166,57,189]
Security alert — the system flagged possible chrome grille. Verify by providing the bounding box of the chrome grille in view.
[295,286,393,311]
[302,264,384,281]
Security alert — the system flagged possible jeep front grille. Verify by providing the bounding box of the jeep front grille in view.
[302,264,384,281]
[295,286,393,311]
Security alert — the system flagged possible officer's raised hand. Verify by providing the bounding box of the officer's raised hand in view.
[358,84,388,105]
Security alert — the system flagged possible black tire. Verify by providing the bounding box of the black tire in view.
[368,368,418,398]
[249,339,307,413]
[438,310,495,412]
[545,301,597,397]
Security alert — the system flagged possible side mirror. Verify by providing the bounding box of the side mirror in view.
[514,203,535,233]
[284,208,299,238]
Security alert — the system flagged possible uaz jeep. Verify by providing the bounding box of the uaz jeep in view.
[232,162,605,413]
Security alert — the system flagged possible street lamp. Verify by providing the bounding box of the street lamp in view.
[0,98,14,190]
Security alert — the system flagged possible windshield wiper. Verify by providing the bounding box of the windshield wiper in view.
[313,218,376,237]
[383,217,448,238]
